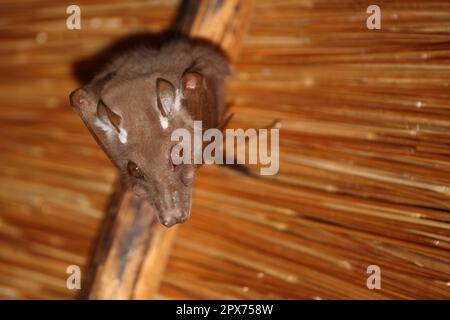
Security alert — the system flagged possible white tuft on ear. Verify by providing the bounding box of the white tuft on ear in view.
[160,115,168,129]
[118,128,127,144]
[95,117,114,136]
[157,88,182,130]
[95,117,128,144]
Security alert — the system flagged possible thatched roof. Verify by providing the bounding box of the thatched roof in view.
[0,0,449,299]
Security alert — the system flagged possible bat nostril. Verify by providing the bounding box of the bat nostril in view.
[161,211,190,227]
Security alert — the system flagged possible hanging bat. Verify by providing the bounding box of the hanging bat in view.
[69,39,229,227]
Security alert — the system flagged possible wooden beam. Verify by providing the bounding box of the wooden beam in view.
[86,189,177,299]
[85,0,255,300]
[181,0,256,61]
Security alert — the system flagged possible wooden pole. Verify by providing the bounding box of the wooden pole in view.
[85,0,255,299]
[86,189,178,299]
[181,0,256,61]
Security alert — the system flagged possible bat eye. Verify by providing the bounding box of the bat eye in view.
[127,161,144,179]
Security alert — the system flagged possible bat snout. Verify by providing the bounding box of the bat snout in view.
[159,209,190,228]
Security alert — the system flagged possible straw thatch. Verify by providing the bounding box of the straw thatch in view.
[0,0,449,299]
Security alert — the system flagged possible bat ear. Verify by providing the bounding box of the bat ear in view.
[182,72,203,92]
[188,46,230,77]
[97,100,122,133]
[180,49,229,129]
[69,70,127,170]
[182,46,229,92]
[69,87,126,160]
[70,88,103,133]
[70,87,108,144]
[70,87,95,113]
[156,78,176,117]
[69,69,114,113]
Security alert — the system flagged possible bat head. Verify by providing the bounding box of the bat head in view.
[70,40,228,227]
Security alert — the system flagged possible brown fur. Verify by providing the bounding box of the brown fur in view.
[70,39,229,227]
